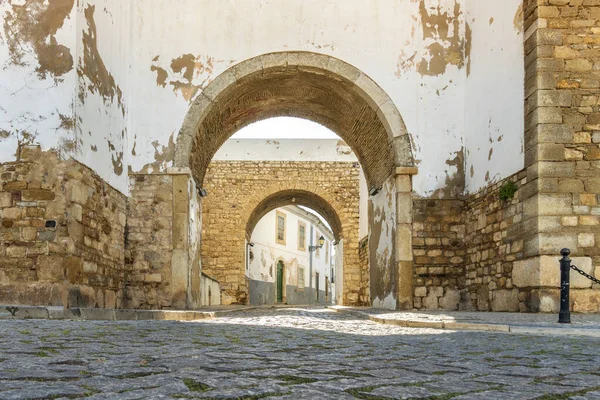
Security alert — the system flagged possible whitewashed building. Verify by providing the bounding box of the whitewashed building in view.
[247,206,334,306]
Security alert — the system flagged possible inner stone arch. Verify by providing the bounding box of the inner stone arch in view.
[174,51,414,191]
[245,189,343,244]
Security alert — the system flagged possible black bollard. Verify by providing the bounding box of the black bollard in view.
[558,248,571,324]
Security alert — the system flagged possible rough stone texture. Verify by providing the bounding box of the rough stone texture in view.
[412,199,465,311]
[202,161,361,306]
[3,308,600,399]
[522,0,600,312]
[464,171,528,312]
[125,172,201,310]
[358,236,370,305]
[0,147,126,308]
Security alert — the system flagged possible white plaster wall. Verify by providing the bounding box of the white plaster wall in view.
[213,139,358,162]
[370,177,397,310]
[0,0,525,197]
[464,0,524,193]
[0,1,77,161]
[74,0,132,194]
[249,206,333,293]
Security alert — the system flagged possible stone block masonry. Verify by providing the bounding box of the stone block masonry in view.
[0,146,126,308]
[202,161,362,306]
[521,0,600,312]
[464,171,528,312]
[412,199,465,311]
[125,171,202,310]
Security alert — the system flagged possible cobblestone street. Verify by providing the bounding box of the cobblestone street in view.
[1,307,600,399]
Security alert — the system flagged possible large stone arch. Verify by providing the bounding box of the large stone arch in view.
[174,51,414,191]
[178,52,417,309]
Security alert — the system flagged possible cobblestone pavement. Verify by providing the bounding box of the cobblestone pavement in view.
[1,307,600,399]
[360,309,600,328]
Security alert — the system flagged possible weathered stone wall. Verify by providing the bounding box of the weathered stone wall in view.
[202,161,361,305]
[125,172,201,309]
[125,174,173,309]
[412,199,465,310]
[358,236,370,305]
[464,171,528,312]
[518,0,600,312]
[0,146,126,308]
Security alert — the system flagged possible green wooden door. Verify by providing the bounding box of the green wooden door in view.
[276,261,283,303]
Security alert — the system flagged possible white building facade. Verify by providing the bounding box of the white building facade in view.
[247,206,334,306]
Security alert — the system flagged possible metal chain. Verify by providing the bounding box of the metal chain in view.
[571,265,600,285]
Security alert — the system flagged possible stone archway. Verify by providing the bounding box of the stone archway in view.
[245,189,344,243]
[176,51,417,309]
[201,161,360,305]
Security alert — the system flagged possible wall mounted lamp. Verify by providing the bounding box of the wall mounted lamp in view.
[309,235,325,252]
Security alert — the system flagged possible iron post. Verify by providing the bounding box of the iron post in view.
[558,248,571,324]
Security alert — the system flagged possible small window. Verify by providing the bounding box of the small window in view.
[298,222,306,251]
[298,266,305,289]
[276,211,286,245]
[315,231,320,258]
[325,240,329,263]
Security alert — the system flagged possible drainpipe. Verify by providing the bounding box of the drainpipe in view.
[309,224,314,294]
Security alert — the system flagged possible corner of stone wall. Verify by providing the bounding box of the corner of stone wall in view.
[0,146,126,308]
[125,170,201,310]
[518,0,600,313]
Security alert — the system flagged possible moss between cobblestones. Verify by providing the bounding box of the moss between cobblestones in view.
[535,386,600,400]
[276,375,318,385]
[344,385,388,400]
[182,378,212,392]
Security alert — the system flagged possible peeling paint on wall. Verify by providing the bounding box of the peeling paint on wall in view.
[78,5,124,115]
[429,148,465,199]
[396,0,470,77]
[369,177,396,309]
[2,0,75,79]
[513,3,524,33]
[134,132,176,173]
[150,54,234,103]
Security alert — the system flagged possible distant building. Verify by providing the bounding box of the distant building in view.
[247,206,334,306]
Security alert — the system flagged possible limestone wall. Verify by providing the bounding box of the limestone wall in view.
[202,160,361,305]
[412,199,465,310]
[464,171,528,312]
[518,0,600,312]
[125,172,201,309]
[0,146,126,308]
[358,236,370,305]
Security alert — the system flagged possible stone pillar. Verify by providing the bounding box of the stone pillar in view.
[517,0,600,312]
[395,167,417,310]
[170,170,192,309]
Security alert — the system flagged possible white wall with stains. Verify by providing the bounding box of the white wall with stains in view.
[212,139,358,162]
[464,0,524,193]
[0,0,525,197]
[369,177,397,309]
[0,0,77,161]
